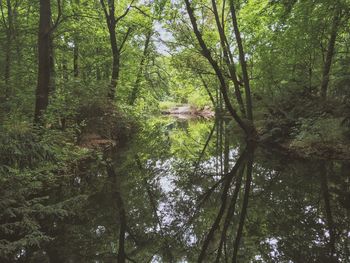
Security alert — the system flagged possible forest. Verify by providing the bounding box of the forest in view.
[0,0,350,262]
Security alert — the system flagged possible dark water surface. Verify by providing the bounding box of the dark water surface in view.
[2,117,350,262]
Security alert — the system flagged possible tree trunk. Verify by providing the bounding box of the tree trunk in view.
[232,145,254,263]
[73,41,79,77]
[211,0,246,117]
[184,0,251,135]
[197,151,247,262]
[62,59,68,81]
[320,163,337,258]
[106,164,126,263]
[229,0,253,121]
[129,30,152,105]
[4,30,11,98]
[109,29,120,100]
[4,0,13,98]
[49,31,55,92]
[320,7,341,99]
[100,0,133,101]
[215,165,245,263]
[34,0,52,123]
[199,74,217,109]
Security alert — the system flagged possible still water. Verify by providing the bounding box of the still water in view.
[2,117,350,262]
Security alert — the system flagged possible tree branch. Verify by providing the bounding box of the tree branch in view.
[119,27,133,51]
[51,0,62,31]
[184,0,250,134]
[115,0,136,25]
[100,0,111,27]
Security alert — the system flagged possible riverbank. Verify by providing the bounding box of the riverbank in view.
[256,93,350,160]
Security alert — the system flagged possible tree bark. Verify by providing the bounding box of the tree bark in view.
[229,0,253,121]
[199,74,217,109]
[197,151,247,262]
[34,0,52,123]
[211,0,246,117]
[320,163,337,258]
[106,163,127,263]
[73,42,79,77]
[320,7,341,99]
[100,0,133,101]
[2,0,13,98]
[109,19,119,100]
[215,165,245,263]
[184,0,250,135]
[129,30,152,105]
[232,146,254,263]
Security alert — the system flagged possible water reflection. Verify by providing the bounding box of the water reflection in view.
[1,117,349,262]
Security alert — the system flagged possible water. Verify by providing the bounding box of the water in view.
[1,117,349,262]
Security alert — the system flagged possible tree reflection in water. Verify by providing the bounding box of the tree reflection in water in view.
[0,117,349,262]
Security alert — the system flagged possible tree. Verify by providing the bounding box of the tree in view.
[183,0,256,138]
[0,0,16,98]
[34,0,52,123]
[100,0,135,101]
[129,29,153,105]
[320,4,342,99]
[34,0,61,123]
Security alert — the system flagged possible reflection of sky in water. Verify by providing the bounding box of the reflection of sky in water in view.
[133,118,350,262]
[146,146,244,262]
[150,147,241,227]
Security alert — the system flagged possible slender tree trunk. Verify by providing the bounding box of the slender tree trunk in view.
[184,0,250,135]
[129,30,152,105]
[100,0,133,101]
[229,0,253,121]
[232,146,254,263]
[5,30,11,97]
[110,42,120,100]
[73,42,79,77]
[215,165,245,263]
[108,21,120,100]
[106,163,126,263]
[135,157,174,262]
[4,0,13,98]
[12,3,21,61]
[198,152,247,262]
[211,0,246,117]
[72,0,80,78]
[320,7,341,99]
[49,33,55,92]
[199,74,216,109]
[320,163,337,258]
[62,59,68,81]
[34,0,52,123]
[115,183,126,263]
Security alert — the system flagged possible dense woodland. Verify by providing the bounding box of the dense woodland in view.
[1,0,350,262]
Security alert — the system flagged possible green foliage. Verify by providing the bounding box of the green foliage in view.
[291,117,347,147]
[0,125,90,261]
[1,0,350,261]
[158,100,179,110]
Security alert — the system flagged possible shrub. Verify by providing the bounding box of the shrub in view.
[290,117,346,147]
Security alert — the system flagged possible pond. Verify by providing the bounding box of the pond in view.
[1,117,350,262]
